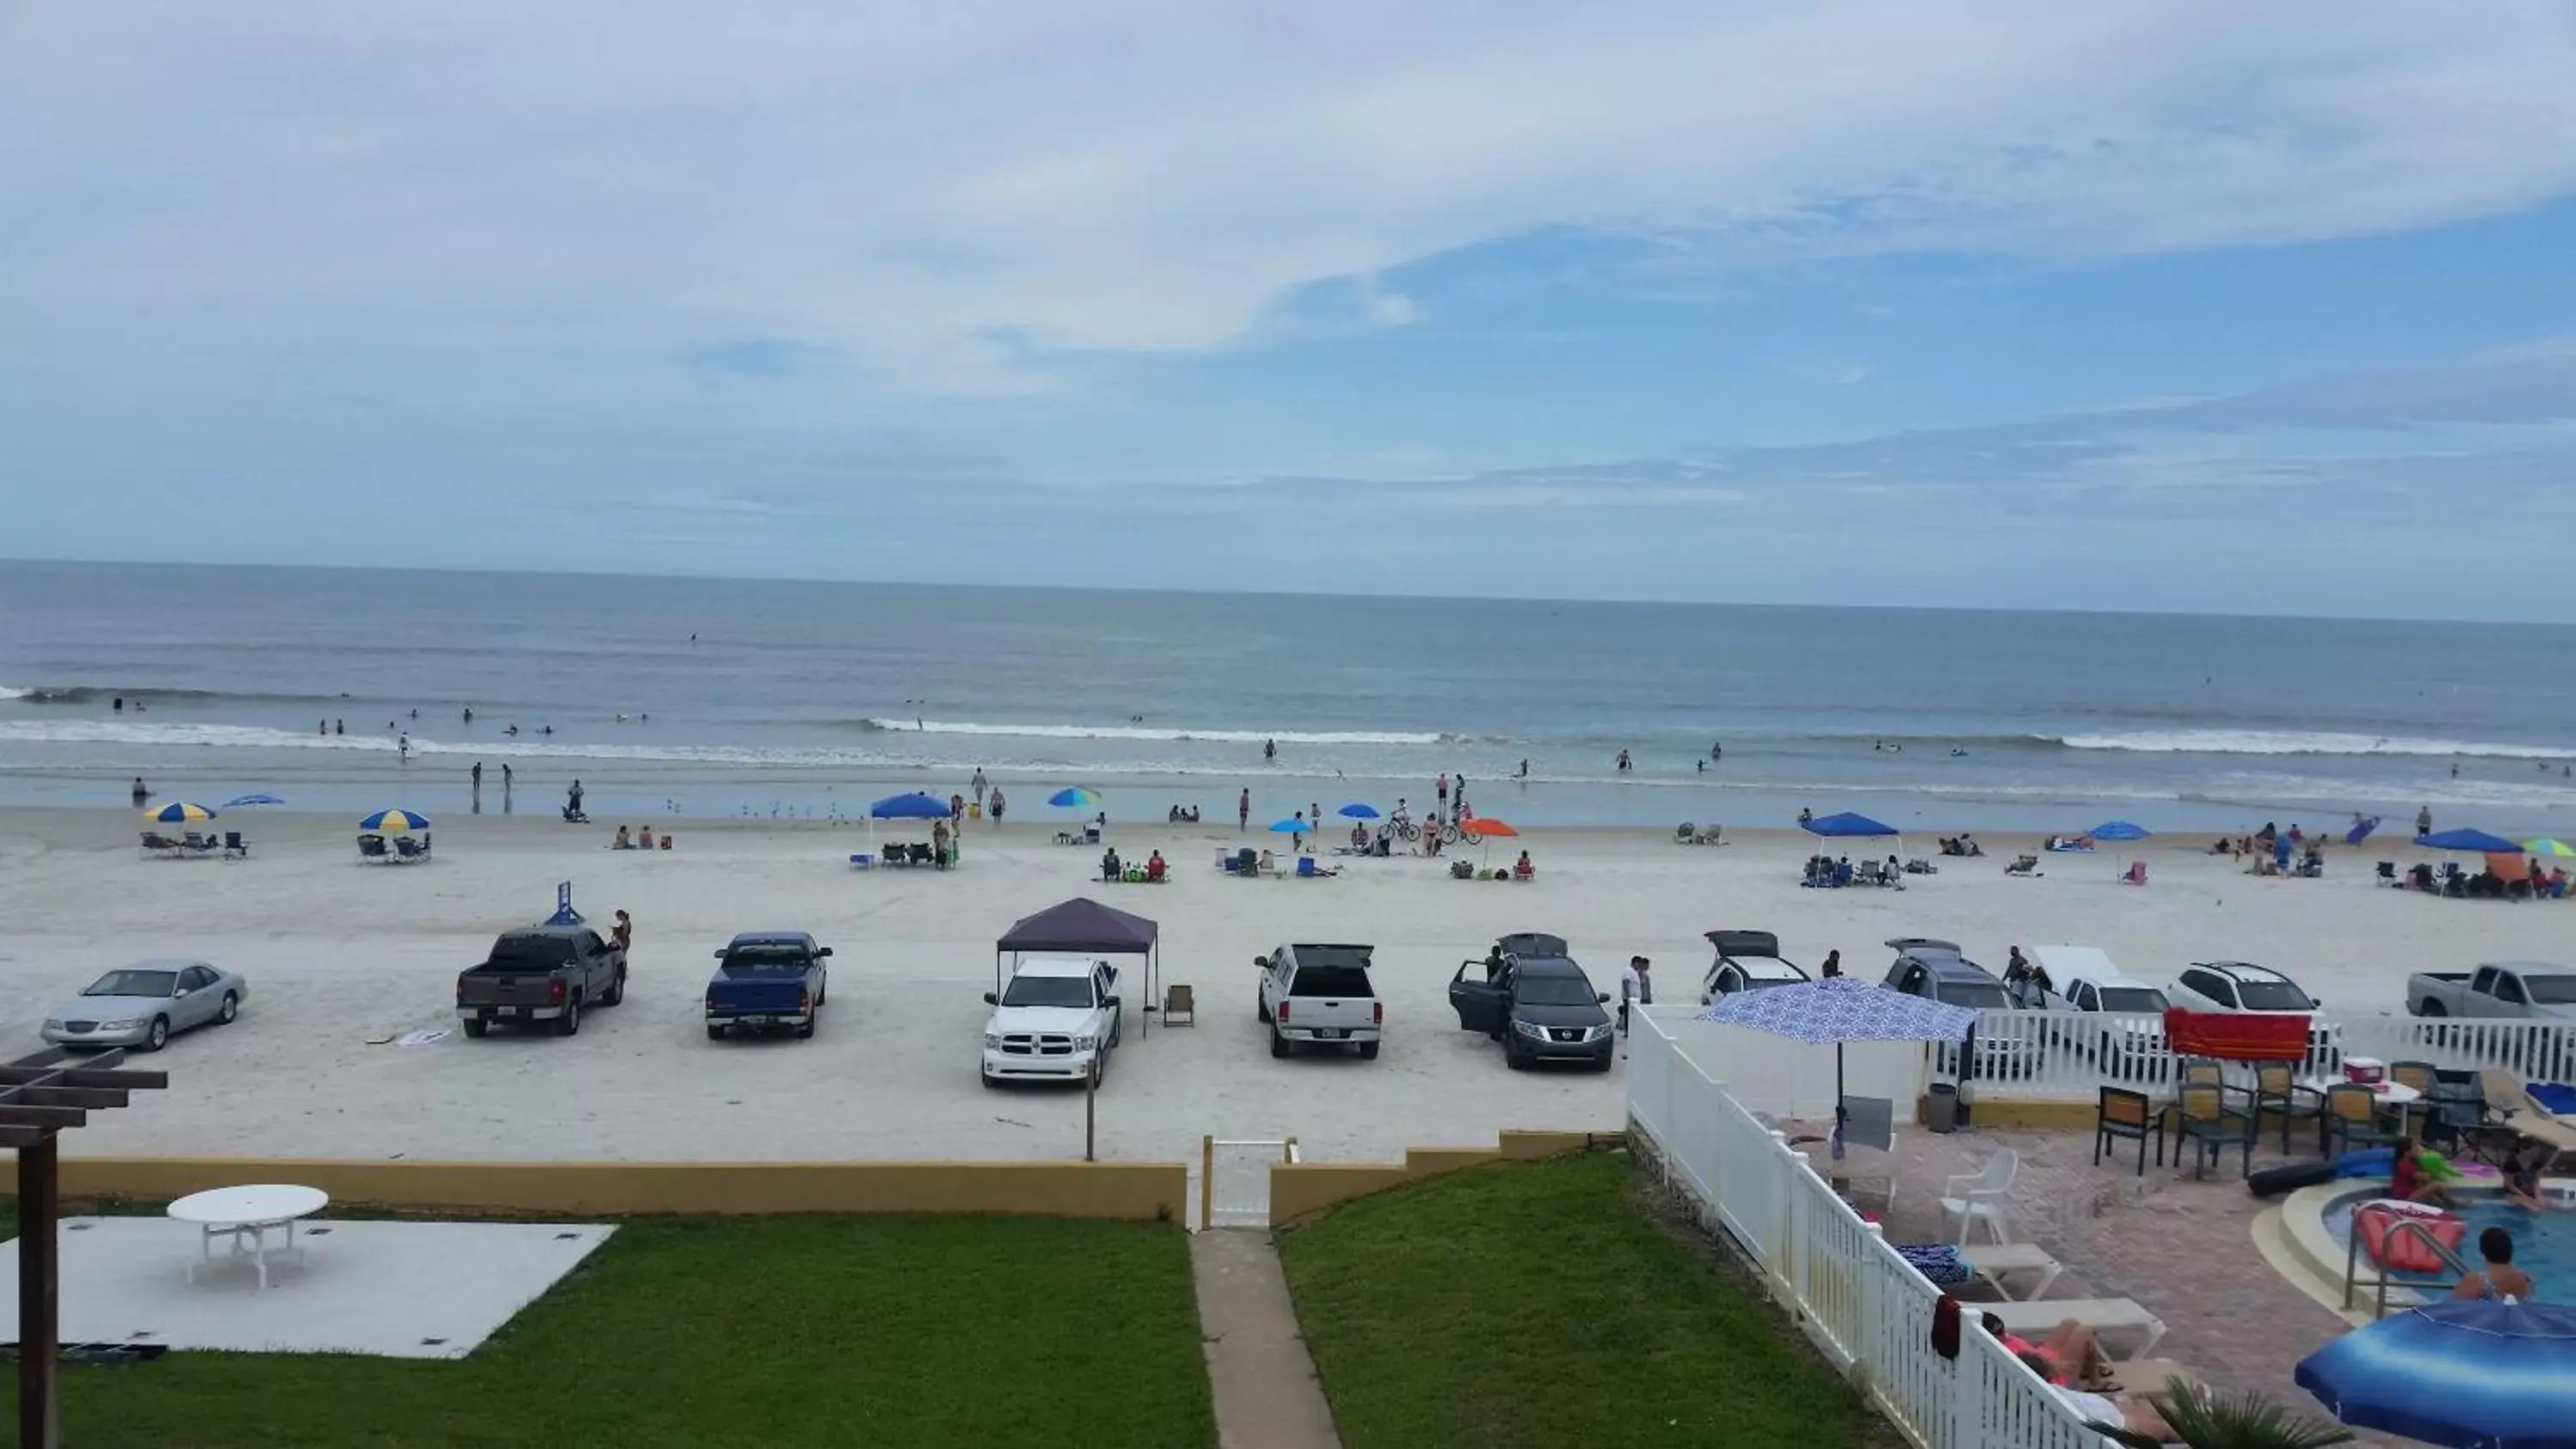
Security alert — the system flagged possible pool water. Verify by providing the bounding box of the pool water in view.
[2326,1189,2576,1292]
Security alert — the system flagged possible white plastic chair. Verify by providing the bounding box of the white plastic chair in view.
[1939,1149,2018,1245]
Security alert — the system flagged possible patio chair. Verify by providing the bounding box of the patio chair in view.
[1832,1096,1898,1212]
[2322,1082,2403,1157]
[222,831,249,860]
[356,834,389,860]
[2178,1058,2225,1090]
[2422,1070,2494,1159]
[1161,983,1195,1027]
[2171,1083,2254,1179]
[2389,1059,2436,1095]
[139,832,182,854]
[394,836,428,861]
[2249,1061,2324,1152]
[1938,1149,2018,1245]
[2094,1087,2162,1174]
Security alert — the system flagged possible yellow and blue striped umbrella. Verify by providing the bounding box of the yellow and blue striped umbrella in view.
[144,801,215,824]
[359,808,431,833]
[2525,838,2574,857]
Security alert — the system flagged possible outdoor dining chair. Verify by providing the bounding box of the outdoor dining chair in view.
[2249,1061,2324,1153]
[1939,1149,2018,1245]
[2322,1082,2403,1157]
[2172,1083,2254,1179]
[2095,1086,2161,1174]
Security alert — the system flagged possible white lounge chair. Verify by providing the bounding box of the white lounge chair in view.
[1958,1242,2062,1300]
[1939,1149,2018,1245]
[1984,1297,2167,1361]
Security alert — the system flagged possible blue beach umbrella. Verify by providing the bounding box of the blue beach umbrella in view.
[146,801,216,824]
[2415,828,2524,853]
[1268,818,1309,834]
[2087,820,2150,842]
[2296,1299,2576,1448]
[1048,786,1101,809]
[1801,811,1897,838]
[223,794,285,808]
[1338,803,1379,820]
[359,808,430,833]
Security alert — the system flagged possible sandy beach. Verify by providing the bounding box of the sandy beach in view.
[3,807,2569,1172]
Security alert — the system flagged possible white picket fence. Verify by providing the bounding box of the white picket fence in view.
[1959,1009,2576,1103]
[1627,1006,2101,1449]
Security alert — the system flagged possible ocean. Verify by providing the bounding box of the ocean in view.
[4,559,2573,833]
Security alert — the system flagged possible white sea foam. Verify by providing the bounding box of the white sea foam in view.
[0,684,27,700]
[2056,729,2575,761]
[864,718,1448,747]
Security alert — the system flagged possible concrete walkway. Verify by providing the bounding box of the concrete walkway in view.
[1188,1231,1341,1449]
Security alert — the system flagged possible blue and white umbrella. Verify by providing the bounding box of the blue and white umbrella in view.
[2296,1299,2576,1448]
[359,808,430,833]
[1338,803,1379,820]
[1697,976,1977,1121]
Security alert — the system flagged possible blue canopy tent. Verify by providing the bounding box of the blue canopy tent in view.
[868,791,954,858]
[1802,812,1897,838]
[2415,827,2524,853]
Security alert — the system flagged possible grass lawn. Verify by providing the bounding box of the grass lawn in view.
[6,1208,1215,1448]
[1275,1149,1872,1449]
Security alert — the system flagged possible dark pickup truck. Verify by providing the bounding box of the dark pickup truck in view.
[457,924,628,1037]
[706,931,832,1040]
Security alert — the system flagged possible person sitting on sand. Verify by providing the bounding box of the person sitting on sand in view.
[1145,850,1166,882]
[1350,821,1370,852]
[1100,846,1121,882]
[1256,848,1275,874]
[613,825,631,849]
[1514,850,1534,880]
[637,826,655,850]
[2455,1226,2536,1302]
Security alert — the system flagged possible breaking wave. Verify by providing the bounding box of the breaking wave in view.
[2052,730,2575,761]
[860,718,1449,747]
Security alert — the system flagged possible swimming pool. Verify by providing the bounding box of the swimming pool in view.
[2324,1187,2576,1292]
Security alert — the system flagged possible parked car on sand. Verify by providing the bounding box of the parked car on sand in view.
[982,957,1122,1087]
[1447,933,1614,1072]
[1256,943,1382,1058]
[458,924,627,1038]
[2407,962,2576,1021]
[1880,938,2039,1078]
[706,931,832,1040]
[1699,929,1809,1004]
[42,960,247,1052]
[2031,945,2169,1074]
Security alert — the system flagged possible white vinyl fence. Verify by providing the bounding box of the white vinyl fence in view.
[1960,1009,2576,1103]
[1628,1006,2101,1449]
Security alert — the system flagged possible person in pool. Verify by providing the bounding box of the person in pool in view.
[2391,1137,2458,1206]
[2501,1141,2555,1211]
[2453,1226,2536,1302]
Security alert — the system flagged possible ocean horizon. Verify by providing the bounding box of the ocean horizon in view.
[5,558,2573,833]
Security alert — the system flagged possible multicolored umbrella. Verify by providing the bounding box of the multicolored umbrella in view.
[359,808,431,833]
[144,801,215,824]
[2296,1299,2576,1448]
[1048,786,1100,809]
[2525,839,2574,858]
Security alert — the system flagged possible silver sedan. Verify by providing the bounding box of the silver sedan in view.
[41,959,250,1052]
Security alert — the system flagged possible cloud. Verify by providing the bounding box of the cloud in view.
[3,2,2573,407]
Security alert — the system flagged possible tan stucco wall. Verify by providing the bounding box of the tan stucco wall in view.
[1941,1098,2095,1131]
[1268,1130,1613,1224]
[36,1157,1189,1221]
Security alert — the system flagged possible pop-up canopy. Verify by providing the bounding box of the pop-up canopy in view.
[994,897,1162,1034]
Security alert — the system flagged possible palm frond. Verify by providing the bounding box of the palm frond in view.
[2085,1379,2353,1449]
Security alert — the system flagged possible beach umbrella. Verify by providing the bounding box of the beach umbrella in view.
[359,808,430,833]
[2295,1299,2576,1447]
[2087,820,2150,842]
[868,792,951,820]
[1801,811,1898,838]
[1696,976,1976,1125]
[1267,817,1309,834]
[223,794,285,809]
[144,801,215,824]
[2415,828,2524,853]
[2524,839,2574,857]
[1337,803,1379,820]
[1048,786,1100,809]
[1462,815,1520,864]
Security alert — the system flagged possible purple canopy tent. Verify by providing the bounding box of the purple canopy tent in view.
[994,896,1162,1035]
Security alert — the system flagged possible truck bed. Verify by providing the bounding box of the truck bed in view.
[458,967,568,1006]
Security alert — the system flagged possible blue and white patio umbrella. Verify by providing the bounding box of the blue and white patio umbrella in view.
[1697,976,1978,1121]
[2296,1299,2576,1448]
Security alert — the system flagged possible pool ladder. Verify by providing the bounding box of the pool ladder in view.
[2342,1216,2471,1319]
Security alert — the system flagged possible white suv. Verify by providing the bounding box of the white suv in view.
[981,957,1123,1087]
[2168,960,2338,1057]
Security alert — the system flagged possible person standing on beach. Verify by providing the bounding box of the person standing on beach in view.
[1437,773,1449,816]
[2416,805,2433,837]
[1291,810,1306,854]
[1263,737,1276,761]
[1516,759,1528,779]
[568,779,585,818]
[1238,788,1250,832]
[611,908,633,958]
[471,761,483,812]
[1620,955,1652,1040]
[502,762,513,812]
[1309,802,1321,840]
[334,718,343,735]
[971,768,988,809]
[989,786,1005,822]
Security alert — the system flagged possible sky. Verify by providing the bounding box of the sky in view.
[4,3,2575,618]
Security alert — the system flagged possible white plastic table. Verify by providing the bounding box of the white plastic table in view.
[2302,1077,2425,1133]
[167,1184,330,1288]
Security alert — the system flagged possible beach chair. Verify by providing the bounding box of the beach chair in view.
[139,832,182,855]
[1938,1149,2018,1244]
[2095,1087,2161,1174]
[1984,1299,2167,1361]
[2004,855,2040,876]
[1675,823,1695,844]
[222,831,249,860]
[357,834,389,861]
[394,836,428,862]
[2322,1082,2402,1157]
[1958,1243,2063,1301]
[180,831,219,855]
[2118,860,2148,885]
[1161,984,1195,1027]
[1295,856,1317,878]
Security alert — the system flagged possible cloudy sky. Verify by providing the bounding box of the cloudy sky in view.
[4,3,2574,616]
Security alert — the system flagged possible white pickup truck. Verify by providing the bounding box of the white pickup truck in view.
[981,956,1123,1087]
[2407,961,2576,1021]
[1255,943,1382,1059]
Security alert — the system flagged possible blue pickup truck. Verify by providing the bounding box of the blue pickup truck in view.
[705,931,832,1040]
